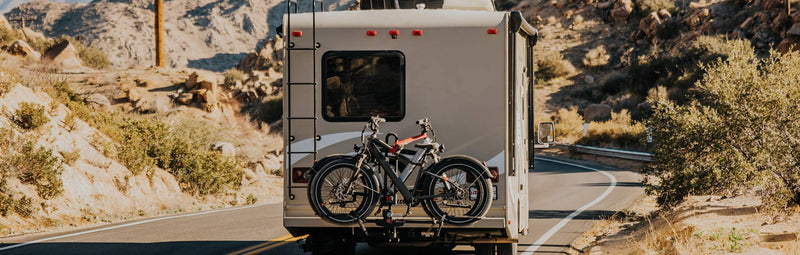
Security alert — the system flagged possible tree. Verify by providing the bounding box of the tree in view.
[644,40,800,211]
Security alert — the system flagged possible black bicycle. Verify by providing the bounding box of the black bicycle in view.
[308,117,493,226]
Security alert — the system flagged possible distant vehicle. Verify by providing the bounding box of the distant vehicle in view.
[281,0,547,254]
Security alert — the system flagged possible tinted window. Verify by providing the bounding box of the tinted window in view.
[322,51,405,122]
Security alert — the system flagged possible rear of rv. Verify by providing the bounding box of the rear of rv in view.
[281,8,537,248]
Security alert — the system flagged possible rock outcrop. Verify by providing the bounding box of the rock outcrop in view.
[41,40,82,69]
[583,104,613,122]
[7,40,40,59]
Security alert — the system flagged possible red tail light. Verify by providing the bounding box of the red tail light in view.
[389,30,399,36]
[292,31,303,37]
[292,167,310,183]
[367,30,377,36]
[487,29,498,34]
[412,30,422,36]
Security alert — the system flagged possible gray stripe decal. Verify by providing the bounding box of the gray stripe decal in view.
[286,131,363,166]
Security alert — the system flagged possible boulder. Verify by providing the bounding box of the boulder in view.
[134,94,172,113]
[21,28,45,43]
[210,142,235,157]
[584,75,595,84]
[127,88,143,102]
[657,9,671,19]
[86,94,111,111]
[739,17,755,30]
[176,92,194,105]
[639,12,662,39]
[236,37,284,74]
[610,0,633,23]
[583,45,609,67]
[186,71,219,92]
[788,23,800,37]
[7,40,40,59]
[0,16,10,30]
[778,37,800,53]
[41,40,82,69]
[583,104,612,122]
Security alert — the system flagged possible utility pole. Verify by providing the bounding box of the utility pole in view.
[154,0,164,67]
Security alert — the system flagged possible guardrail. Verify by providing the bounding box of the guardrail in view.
[548,144,653,162]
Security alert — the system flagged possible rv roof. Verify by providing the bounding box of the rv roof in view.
[441,0,494,11]
[287,9,507,29]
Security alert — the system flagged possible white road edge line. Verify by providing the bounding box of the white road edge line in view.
[522,157,617,255]
[0,202,278,252]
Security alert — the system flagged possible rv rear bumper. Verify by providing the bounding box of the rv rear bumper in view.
[284,216,506,229]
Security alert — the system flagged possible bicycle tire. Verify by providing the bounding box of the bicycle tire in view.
[421,156,492,224]
[309,158,378,224]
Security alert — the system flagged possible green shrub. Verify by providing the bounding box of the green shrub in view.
[116,118,243,195]
[224,69,245,87]
[0,26,22,47]
[536,50,576,81]
[245,194,257,205]
[14,196,34,217]
[165,139,243,195]
[60,150,81,166]
[628,36,745,103]
[11,144,64,199]
[15,102,50,130]
[28,37,56,53]
[643,45,800,211]
[0,179,15,217]
[259,92,283,123]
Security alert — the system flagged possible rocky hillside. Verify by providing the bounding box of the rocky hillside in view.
[3,0,355,70]
[0,0,90,14]
[0,26,284,235]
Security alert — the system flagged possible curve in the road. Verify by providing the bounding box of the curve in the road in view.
[522,157,617,255]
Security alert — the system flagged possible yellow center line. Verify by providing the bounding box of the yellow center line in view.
[226,234,296,255]
[241,235,308,255]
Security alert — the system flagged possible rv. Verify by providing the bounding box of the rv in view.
[282,0,542,254]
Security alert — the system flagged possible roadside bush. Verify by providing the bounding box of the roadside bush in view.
[10,144,64,199]
[552,107,584,142]
[536,50,576,81]
[0,178,32,217]
[224,69,245,87]
[576,110,647,151]
[117,118,243,195]
[14,102,50,130]
[643,46,800,211]
[165,139,243,195]
[0,26,22,46]
[258,92,283,123]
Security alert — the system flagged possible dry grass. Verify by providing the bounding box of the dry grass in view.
[537,49,576,81]
[579,195,800,255]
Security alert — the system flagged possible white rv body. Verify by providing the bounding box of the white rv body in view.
[282,7,537,247]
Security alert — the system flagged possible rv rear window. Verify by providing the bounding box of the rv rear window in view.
[322,51,405,122]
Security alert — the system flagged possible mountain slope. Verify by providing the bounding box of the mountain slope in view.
[4,0,355,70]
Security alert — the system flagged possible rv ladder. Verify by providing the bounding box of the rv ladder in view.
[285,0,321,200]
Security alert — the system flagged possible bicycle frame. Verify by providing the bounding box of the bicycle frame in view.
[347,136,441,205]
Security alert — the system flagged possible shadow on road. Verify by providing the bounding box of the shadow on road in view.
[529,209,617,220]
[0,241,477,255]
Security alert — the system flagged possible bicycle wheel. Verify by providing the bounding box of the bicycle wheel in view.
[309,158,378,224]
[422,156,492,224]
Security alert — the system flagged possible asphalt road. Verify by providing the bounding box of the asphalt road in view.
[0,157,643,255]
